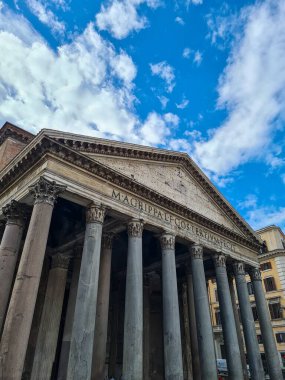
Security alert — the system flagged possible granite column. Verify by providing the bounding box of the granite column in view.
[57,249,82,380]
[91,233,113,380]
[0,200,28,332]
[161,233,183,380]
[66,203,105,380]
[122,219,144,380]
[190,244,217,380]
[250,267,283,380]
[0,177,65,380]
[214,253,243,380]
[31,254,70,380]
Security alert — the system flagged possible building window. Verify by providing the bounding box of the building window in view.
[276,333,285,343]
[215,310,221,326]
[251,305,259,321]
[264,277,277,292]
[260,262,272,271]
[247,281,254,295]
[269,300,282,319]
[257,334,263,344]
[214,288,219,302]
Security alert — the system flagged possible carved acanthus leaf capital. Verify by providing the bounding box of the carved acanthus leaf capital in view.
[233,262,245,276]
[29,177,66,206]
[2,200,30,224]
[160,233,175,250]
[51,254,70,270]
[249,267,262,281]
[102,233,113,249]
[214,253,226,268]
[86,203,106,224]
[128,219,144,237]
[190,244,203,260]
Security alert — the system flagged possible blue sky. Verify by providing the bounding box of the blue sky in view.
[0,0,285,231]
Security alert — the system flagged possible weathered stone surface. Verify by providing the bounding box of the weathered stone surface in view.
[93,157,244,235]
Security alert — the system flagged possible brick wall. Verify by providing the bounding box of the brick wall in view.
[0,137,26,171]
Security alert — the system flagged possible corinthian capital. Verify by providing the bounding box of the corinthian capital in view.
[233,262,245,276]
[190,244,203,260]
[128,219,144,238]
[160,233,175,250]
[249,267,262,281]
[102,233,113,249]
[214,253,226,268]
[86,203,106,224]
[2,200,29,224]
[29,177,66,206]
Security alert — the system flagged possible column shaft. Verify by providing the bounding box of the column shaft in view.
[214,254,243,379]
[190,245,217,380]
[143,277,150,380]
[57,253,81,380]
[228,275,249,380]
[108,288,120,379]
[182,282,193,380]
[186,271,201,380]
[233,263,264,380]
[31,254,70,380]
[66,204,105,380]
[0,201,26,332]
[122,219,144,380]
[91,234,113,380]
[161,233,183,380]
[250,268,283,380]
[0,177,64,380]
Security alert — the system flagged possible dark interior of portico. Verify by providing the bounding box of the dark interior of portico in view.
[1,196,221,380]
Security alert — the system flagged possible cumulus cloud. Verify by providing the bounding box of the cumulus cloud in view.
[96,0,160,39]
[182,47,191,59]
[193,50,202,66]
[140,112,179,145]
[25,0,65,35]
[150,61,175,93]
[175,16,184,25]
[0,3,181,149]
[194,0,285,176]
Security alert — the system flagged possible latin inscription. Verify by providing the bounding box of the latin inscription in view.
[112,189,236,253]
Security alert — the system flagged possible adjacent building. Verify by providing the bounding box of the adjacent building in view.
[210,225,285,374]
[0,122,283,380]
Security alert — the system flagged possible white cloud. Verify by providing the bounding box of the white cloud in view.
[246,205,285,231]
[95,0,160,39]
[140,112,179,145]
[237,194,258,209]
[0,4,179,149]
[176,98,189,109]
[175,16,184,25]
[182,47,191,59]
[157,95,169,109]
[194,0,285,176]
[150,61,175,93]
[186,0,202,7]
[25,0,65,35]
[193,50,202,66]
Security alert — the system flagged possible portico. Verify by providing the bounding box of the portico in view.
[0,124,282,379]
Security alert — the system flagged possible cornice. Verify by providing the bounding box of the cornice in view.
[258,249,285,260]
[0,135,261,251]
[50,135,259,243]
[0,122,34,146]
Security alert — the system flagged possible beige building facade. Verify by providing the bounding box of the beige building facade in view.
[0,122,283,380]
[209,225,285,374]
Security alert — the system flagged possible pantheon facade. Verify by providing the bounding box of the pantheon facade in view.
[0,122,283,380]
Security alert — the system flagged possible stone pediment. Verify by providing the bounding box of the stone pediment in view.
[0,128,260,247]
